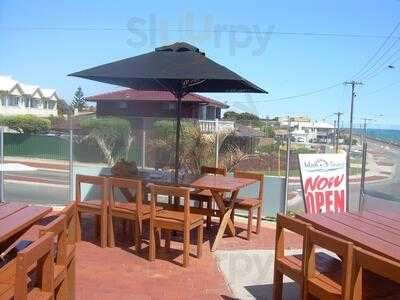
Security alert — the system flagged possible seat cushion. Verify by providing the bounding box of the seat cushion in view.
[155,210,203,225]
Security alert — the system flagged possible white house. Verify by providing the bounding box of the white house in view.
[279,117,334,143]
[0,75,59,117]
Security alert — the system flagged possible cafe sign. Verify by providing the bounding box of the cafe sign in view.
[299,153,347,214]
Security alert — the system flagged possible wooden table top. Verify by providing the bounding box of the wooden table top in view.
[0,203,51,244]
[190,174,257,192]
[296,209,400,263]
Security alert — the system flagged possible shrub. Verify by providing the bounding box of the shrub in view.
[80,117,134,165]
[0,115,51,134]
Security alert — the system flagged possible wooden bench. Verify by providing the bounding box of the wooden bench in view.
[0,232,55,299]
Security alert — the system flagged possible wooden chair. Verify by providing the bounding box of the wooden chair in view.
[39,214,70,300]
[273,213,311,299]
[0,232,55,299]
[351,246,400,300]
[75,175,109,248]
[107,177,163,252]
[233,170,264,240]
[149,184,204,267]
[61,203,77,300]
[304,227,353,300]
[191,166,227,229]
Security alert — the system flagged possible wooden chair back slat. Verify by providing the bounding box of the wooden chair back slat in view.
[61,203,77,245]
[354,247,400,283]
[308,227,353,256]
[39,214,68,265]
[109,177,143,215]
[150,184,191,225]
[75,174,108,208]
[305,227,353,299]
[275,213,310,260]
[235,170,264,200]
[15,232,55,299]
[352,246,400,299]
[201,166,227,176]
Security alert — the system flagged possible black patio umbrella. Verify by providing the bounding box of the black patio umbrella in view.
[69,42,267,183]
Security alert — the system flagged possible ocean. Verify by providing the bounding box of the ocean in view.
[366,128,400,145]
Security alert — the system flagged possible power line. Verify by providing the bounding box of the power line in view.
[365,79,400,95]
[362,48,400,81]
[229,82,342,104]
[357,37,400,80]
[351,21,400,80]
[1,25,400,39]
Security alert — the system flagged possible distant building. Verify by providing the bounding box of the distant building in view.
[87,89,233,133]
[0,75,59,117]
[278,116,334,143]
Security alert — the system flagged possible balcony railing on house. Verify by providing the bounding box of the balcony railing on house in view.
[198,120,235,133]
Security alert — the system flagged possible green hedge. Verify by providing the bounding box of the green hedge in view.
[4,133,139,163]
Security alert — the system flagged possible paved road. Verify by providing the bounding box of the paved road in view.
[4,169,69,205]
[364,139,400,202]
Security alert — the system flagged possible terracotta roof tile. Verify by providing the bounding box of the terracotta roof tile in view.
[87,89,229,108]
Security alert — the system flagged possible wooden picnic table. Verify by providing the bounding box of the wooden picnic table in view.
[0,202,51,247]
[296,209,400,263]
[191,174,257,251]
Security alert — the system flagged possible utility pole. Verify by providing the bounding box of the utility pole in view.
[334,112,343,153]
[359,118,372,211]
[344,81,363,210]
[333,120,336,148]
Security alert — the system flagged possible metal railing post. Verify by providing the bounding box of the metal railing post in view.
[283,116,291,214]
[69,128,74,202]
[0,127,4,203]
[215,119,219,168]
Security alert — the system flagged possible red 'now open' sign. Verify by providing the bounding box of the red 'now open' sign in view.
[299,153,347,214]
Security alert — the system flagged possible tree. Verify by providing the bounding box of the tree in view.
[223,111,263,127]
[0,115,51,134]
[72,87,87,112]
[81,117,134,165]
[57,99,71,116]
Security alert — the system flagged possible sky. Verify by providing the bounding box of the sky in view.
[1,0,399,128]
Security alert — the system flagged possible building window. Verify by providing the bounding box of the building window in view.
[117,101,127,109]
[24,97,31,108]
[161,102,176,111]
[8,96,19,106]
[48,101,55,109]
[43,100,48,109]
[31,99,41,108]
[0,95,5,106]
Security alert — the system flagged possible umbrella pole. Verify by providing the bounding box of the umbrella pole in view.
[174,94,182,184]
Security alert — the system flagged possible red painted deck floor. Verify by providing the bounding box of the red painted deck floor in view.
[74,216,302,299]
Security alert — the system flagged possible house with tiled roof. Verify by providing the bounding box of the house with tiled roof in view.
[0,75,59,117]
[87,89,229,120]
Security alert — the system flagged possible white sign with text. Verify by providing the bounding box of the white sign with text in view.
[299,153,347,214]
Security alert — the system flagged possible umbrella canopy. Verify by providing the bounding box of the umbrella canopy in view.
[69,42,267,183]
